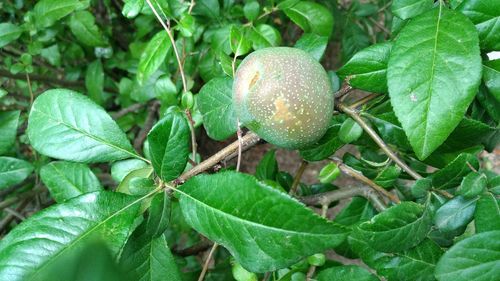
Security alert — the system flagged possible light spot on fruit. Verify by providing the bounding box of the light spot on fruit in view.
[249,71,260,90]
[272,97,294,122]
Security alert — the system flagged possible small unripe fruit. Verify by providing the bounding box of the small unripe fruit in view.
[233,47,333,149]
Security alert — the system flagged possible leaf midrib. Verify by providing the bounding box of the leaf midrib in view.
[179,189,340,238]
[27,192,152,280]
[32,107,140,161]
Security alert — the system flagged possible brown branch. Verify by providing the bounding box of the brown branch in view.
[300,185,387,211]
[176,132,261,183]
[198,243,218,281]
[334,78,353,99]
[0,187,45,211]
[172,239,213,257]
[336,102,423,180]
[289,160,308,195]
[134,101,160,154]
[112,103,146,119]
[329,157,400,204]
[0,198,31,234]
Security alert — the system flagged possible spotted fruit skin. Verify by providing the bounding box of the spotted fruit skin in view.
[233,47,333,149]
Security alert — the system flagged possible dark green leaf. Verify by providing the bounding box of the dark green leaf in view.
[387,7,482,159]
[179,171,347,272]
[391,0,434,20]
[341,23,370,63]
[255,150,278,181]
[85,59,105,105]
[338,42,392,93]
[0,191,142,281]
[0,110,20,155]
[27,89,138,163]
[284,1,334,37]
[354,201,432,252]
[0,157,34,189]
[317,265,378,281]
[0,23,23,48]
[198,77,237,140]
[474,193,500,233]
[458,0,500,51]
[137,31,172,84]
[334,197,376,226]
[349,236,443,281]
[69,11,107,47]
[483,59,500,102]
[457,172,487,198]
[40,161,103,203]
[432,153,479,189]
[374,165,401,188]
[144,192,171,238]
[300,116,345,161]
[294,33,328,61]
[192,0,220,19]
[243,0,260,21]
[435,230,500,281]
[434,196,477,233]
[34,0,80,28]
[147,111,190,181]
[122,0,144,18]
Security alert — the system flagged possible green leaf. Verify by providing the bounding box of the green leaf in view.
[457,172,487,198]
[294,33,328,61]
[0,157,34,189]
[374,165,401,188]
[0,23,23,48]
[117,167,154,195]
[284,1,334,37]
[198,77,237,140]
[111,159,149,183]
[338,42,392,93]
[391,0,434,20]
[255,150,278,181]
[40,161,103,203]
[192,0,220,19]
[122,0,144,18]
[0,110,20,155]
[474,193,500,233]
[137,31,172,84]
[483,59,500,102]
[387,7,482,159]
[434,196,477,233]
[354,201,432,252]
[318,162,340,184]
[435,230,500,281]
[120,233,181,281]
[0,191,142,281]
[432,153,479,189]
[339,118,363,144]
[178,171,347,272]
[243,0,260,21]
[335,197,376,226]
[85,59,105,105]
[317,265,378,281]
[69,11,107,47]
[144,192,171,238]
[249,24,281,50]
[458,0,500,51]
[27,89,138,163]
[349,236,443,281]
[300,116,345,161]
[230,26,251,57]
[34,0,80,28]
[177,13,195,37]
[147,111,190,182]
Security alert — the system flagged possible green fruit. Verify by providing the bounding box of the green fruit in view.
[233,47,334,149]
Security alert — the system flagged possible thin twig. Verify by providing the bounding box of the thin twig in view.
[302,186,387,212]
[368,17,390,36]
[0,187,45,210]
[173,239,213,257]
[145,0,188,93]
[198,243,218,281]
[329,157,400,204]
[348,93,379,109]
[112,103,145,119]
[176,132,261,183]
[134,100,160,153]
[236,121,243,172]
[188,0,196,14]
[185,109,197,162]
[289,160,308,195]
[336,102,423,180]
[334,78,353,99]
[466,162,478,173]
[0,198,31,234]
[25,73,34,106]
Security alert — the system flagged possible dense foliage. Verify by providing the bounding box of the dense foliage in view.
[0,0,499,280]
